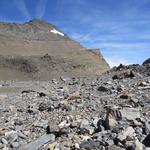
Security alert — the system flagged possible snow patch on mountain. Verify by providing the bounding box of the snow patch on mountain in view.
[50,29,64,36]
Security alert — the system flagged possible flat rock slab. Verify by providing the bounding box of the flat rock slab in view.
[120,107,140,121]
[22,134,55,150]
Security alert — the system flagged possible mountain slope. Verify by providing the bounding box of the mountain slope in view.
[0,19,109,80]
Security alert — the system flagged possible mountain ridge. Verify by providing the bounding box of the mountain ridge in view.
[0,19,109,80]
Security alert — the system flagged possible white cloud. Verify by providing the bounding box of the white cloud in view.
[106,56,130,68]
[36,0,48,19]
[70,32,94,43]
[14,0,30,19]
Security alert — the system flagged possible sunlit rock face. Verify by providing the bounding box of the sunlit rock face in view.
[0,19,109,80]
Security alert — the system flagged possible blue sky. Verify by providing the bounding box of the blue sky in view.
[0,0,150,67]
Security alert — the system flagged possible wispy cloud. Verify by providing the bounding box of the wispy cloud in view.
[0,14,10,22]
[106,56,130,67]
[36,0,48,19]
[13,0,30,20]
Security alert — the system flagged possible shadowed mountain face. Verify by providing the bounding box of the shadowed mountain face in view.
[0,19,109,80]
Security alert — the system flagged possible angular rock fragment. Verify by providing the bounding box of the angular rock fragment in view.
[117,127,135,142]
[46,122,60,135]
[105,107,122,129]
[112,70,135,80]
[80,140,100,150]
[106,106,141,122]
[138,86,150,90]
[129,97,139,107]
[142,134,150,147]
[38,102,49,111]
[66,91,82,101]
[34,120,49,129]
[105,111,118,130]
[134,139,143,150]
[22,134,55,150]
[49,142,57,150]
[58,120,70,129]
[0,94,7,100]
[1,138,8,145]
[38,101,52,111]
[10,142,20,148]
[120,107,140,121]
[108,145,125,150]
[74,143,80,149]
[80,119,90,128]
[145,121,150,135]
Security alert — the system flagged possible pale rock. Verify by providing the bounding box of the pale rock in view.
[120,107,140,121]
[63,140,72,147]
[118,126,135,141]
[54,143,60,150]
[2,146,9,150]
[72,134,81,143]
[49,142,57,150]
[134,139,143,150]
[23,134,55,150]
[58,120,70,129]
[0,94,7,100]
[129,97,139,107]
[5,130,17,137]
[74,143,80,149]
[11,142,20,148]
[108,145,125,150]
[66,91,82,101]
[80,119,90,128]
[87,126,95,135]
[1,138,8,145]
[105,106,140,122]
[34,119,48,129]
[80,135,91,141]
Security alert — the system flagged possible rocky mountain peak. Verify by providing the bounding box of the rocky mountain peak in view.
[0,19,109,80]
[27,19,51,25]
[25,19,64,35]
[0,19,67,40]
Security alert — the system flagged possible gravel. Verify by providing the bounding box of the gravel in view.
[0,63,150,149]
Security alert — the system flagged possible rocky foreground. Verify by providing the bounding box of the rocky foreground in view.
[0,60,150,150]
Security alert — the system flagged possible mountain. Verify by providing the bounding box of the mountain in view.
[0,19,109,80]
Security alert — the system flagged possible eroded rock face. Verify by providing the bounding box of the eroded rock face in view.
[0,19,109,80]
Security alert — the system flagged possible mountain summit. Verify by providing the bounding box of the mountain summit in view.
[0,19,69,41]
[0,19,109,80]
